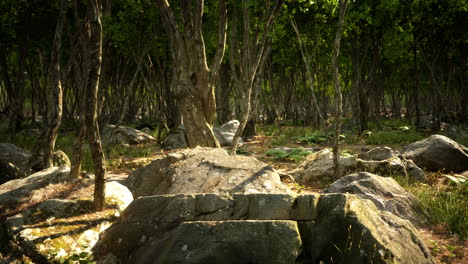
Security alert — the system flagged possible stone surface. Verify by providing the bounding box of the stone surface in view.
[105,181,134,212]
[290,148,426,184]
[213,120,244,146]
[102,124,157,146]
[29,150,72,171]
[0,167,70,210]
[300,193,434,264]
[124,147,291,198]
[93,193,435,264]
[324,172,429,227]
[401,134,468,172]
[0,143,71,183]
[162,125,188,149]
[2,181,133,264]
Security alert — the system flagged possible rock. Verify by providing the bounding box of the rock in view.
[29,150,71,171]
[139,127,152,134]
[93,193,435,264]
[2,181,133,264]
[123,147,291,198]
[0,159,33,185]
[0,143,72,183]
[300,193,435,264]
[102,124,157,146]
[324,172,430,227]
[0,167,70,211]
[401,134,468,172]
[0,143,31,168]
[20,128,41,138]
[220,120,240,133]
[105,181,133,212]
[162,125,188,149]
[289,149,358,184]
[357,146,397,161]
[213,120,244,146]
[290,148,426,184]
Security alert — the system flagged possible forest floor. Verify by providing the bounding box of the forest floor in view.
[100,133,467,264]
[1,129,467,263]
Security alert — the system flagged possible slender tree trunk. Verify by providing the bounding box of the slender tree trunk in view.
[332,0,349,179]
[43,0,68,168]
[229,0,284,155]
[86,0,106,211]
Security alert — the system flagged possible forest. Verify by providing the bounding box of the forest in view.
[0,0,467,263]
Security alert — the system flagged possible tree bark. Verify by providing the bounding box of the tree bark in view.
[332,0,349,180]
[86,0,106,211]
[155,0,227,148]
[43,0,67,168]
[229,0,284,155]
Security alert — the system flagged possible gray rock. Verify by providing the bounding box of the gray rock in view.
[0,159,33,185]
[401,134,468,172]
[290,148,426,184]
[324,172,430,227]
[220,120,240,133]
[3,181,133,264]
[288,149,358,184]
[139,127,152,134]
[357,146,398,161]
[93,193,435,264]
[0,143,31,168]
[102,124,157,147]
[0,167,71,212]
[213,120,244,146]
[162,125,188,149]
[29,150,71,172]
[123,147,291,198]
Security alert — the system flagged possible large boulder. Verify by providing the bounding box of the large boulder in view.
[0,167,70,210]
[102,125,157,146]
[213,120,244,146]
[290,148,426,184]
[93,193,435,264]
[324,172,430,227]
[29,150,71,172]
[401,134,468,172]
[124,147,291,198]
[2,181,133,264]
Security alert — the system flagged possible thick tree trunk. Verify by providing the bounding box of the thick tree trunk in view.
[43,0,67,168]
[86,0,106,211]
[155,0,227,148]
[332,0,349,180]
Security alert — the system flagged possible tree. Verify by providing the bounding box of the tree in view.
[43,0,68,168]
[155,0,227,148]
[228,0,284,155]
[332,0,349,179]
[86,0,106,211]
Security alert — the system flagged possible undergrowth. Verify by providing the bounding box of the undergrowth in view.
[395,175,468,240]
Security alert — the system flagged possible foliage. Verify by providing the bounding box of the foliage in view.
[265,147,312,163]
[395,176,468,240]
[365,130,424,145]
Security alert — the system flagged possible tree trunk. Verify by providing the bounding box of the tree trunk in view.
[155,0,227,148]
[86,0,106,211]
[43,0,67,168]
[229,0,284,155]
[332,0,349,180]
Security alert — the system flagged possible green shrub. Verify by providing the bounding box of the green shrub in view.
[265,147,312,163]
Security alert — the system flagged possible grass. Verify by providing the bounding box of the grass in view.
[395,175,468,240]
[365,130,425,145]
